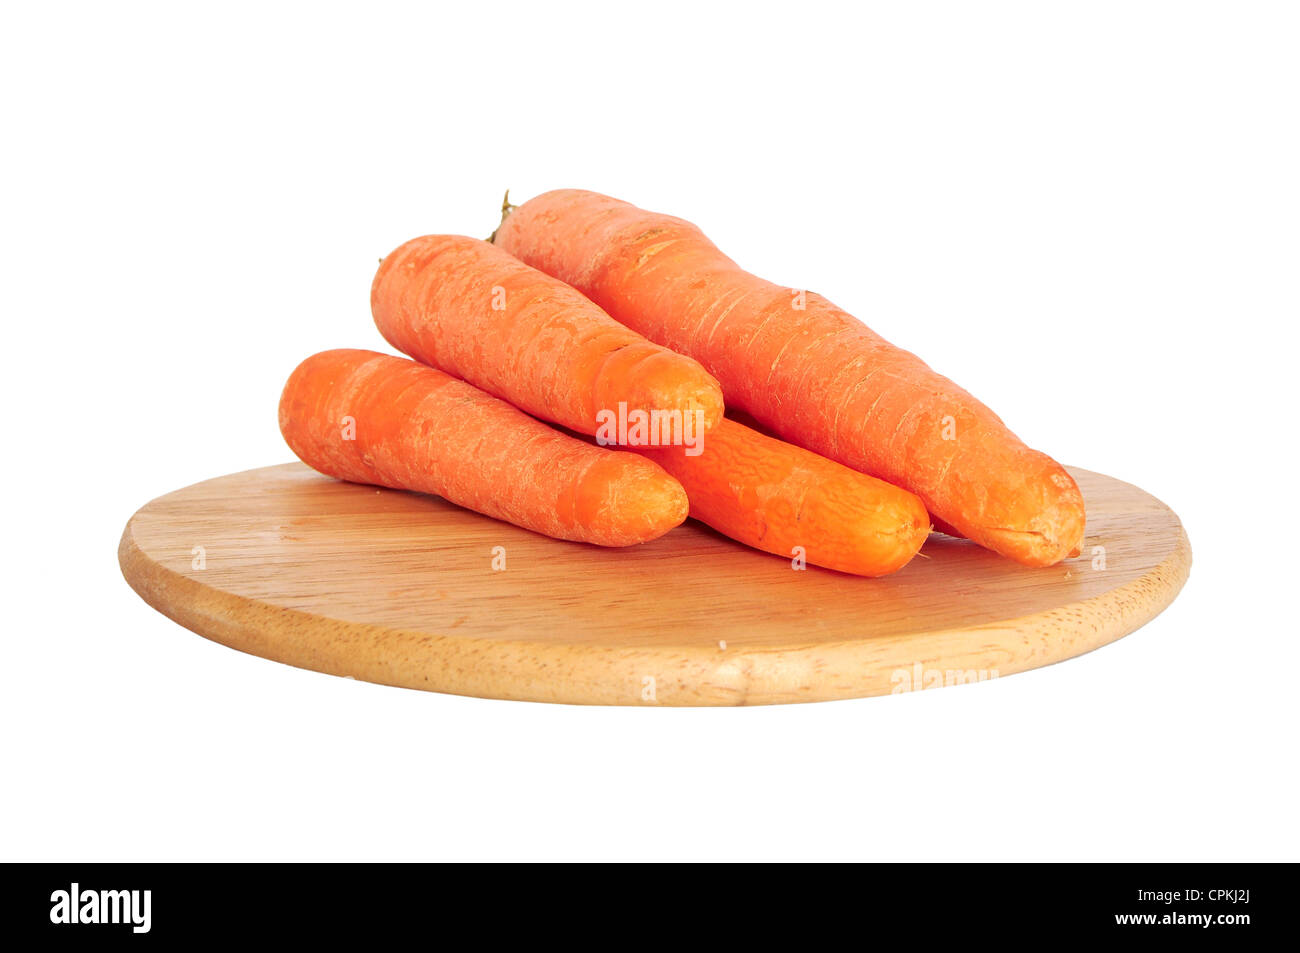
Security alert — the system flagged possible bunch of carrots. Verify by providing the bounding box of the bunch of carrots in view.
[279,190,1085,576]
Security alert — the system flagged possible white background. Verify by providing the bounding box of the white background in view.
[2,2,1296,861]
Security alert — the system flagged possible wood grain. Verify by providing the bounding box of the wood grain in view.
[118,463,1191,705]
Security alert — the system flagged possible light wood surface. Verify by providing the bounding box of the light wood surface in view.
[119,463,1191,706]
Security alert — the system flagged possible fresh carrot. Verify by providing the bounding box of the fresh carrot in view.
[278,349,688,546]
[634,417,930,577]
[371,235,724,446]
[494,190,1085,567]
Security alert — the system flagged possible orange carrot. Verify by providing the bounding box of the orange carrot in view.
[495,190,1085,567]
[371,235,723,446]
[278,349,688,546]
[635,417,930,577]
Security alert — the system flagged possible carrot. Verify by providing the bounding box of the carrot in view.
[278,349,688,546]
[634,417,930,577]
[371,235,724,447]
[494,190,1085,567]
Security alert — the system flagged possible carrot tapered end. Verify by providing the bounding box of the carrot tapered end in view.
[594,346,726,444]
[573,454,689,547]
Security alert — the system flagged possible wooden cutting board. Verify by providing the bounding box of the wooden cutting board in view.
[119,463,1190,706]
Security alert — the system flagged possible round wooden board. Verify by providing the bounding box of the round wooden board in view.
[119,463,1191,706]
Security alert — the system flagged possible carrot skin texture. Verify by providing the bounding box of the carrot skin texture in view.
[635,418,930,577]
[278,349,688,547]
[371,235,724,443]
[495,190,1085,567]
